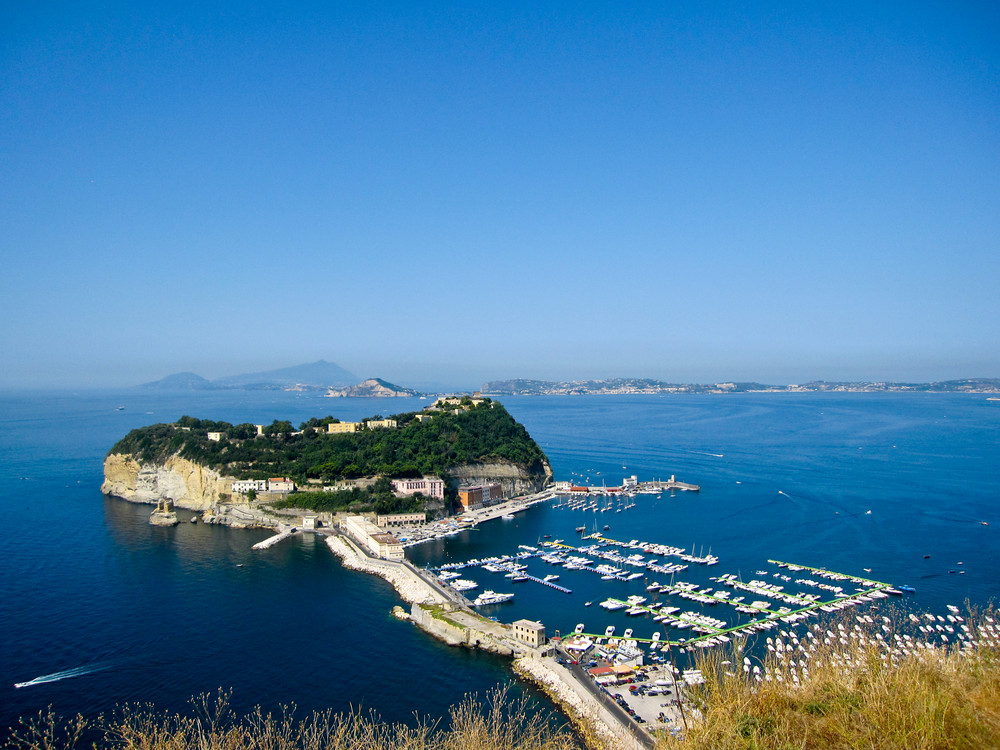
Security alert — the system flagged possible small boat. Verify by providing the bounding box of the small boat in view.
[899,585,916,593]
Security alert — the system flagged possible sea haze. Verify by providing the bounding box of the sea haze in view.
[0,390,997,733]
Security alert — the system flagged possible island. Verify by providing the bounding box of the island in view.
[324,377,423,398]
[102,397,552,527]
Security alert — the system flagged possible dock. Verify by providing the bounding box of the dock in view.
[573,560,902,649]
[252,530,293,549]
[492,560,573,593]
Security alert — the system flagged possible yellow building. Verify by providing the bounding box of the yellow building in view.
[512,619,546,648]
[327,422,361,434]
[366,419,397,430]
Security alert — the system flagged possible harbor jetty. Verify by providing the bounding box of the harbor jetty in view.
[252,528,294,550]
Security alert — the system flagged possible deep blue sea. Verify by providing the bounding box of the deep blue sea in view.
[1,390,997,733]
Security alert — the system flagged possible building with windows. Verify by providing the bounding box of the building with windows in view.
[512,619,546,648]
[340,516,405,561]
[231,479,268,494]
[327,422,361,434]
[366,419,397,430]
[457,483,503,511]
[207,432,223,442]
[391,477,445,500]
[267,477,295,493]
[377,512,427,527]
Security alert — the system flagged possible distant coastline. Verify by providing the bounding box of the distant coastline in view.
[481,377,1000,396]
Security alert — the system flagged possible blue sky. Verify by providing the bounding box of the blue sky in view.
[3,2,998,388]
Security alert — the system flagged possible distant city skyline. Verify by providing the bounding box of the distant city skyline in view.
[3,2,998,389]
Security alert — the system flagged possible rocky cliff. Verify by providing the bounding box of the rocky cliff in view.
[447,459,553,497]
[103,453,551,510]
[102,453,234,510]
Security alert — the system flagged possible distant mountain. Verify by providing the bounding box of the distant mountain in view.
[213,360,357,389]
[139,360,358,391]
[139,372,217,390]
[324,378,423,398]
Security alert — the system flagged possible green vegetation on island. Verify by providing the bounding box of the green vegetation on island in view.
[108,400,549,510]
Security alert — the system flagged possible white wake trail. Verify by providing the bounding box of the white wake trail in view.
[15,661,112,689]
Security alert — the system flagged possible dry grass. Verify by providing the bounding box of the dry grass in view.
[6,611,1000,750]
[655,607,1000,750]
[3,688,580,750]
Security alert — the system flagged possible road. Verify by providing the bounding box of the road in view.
[552,644,656,749]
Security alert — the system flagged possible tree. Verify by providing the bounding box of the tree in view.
[264,420,293,438]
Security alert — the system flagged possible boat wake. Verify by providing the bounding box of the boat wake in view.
[14,661,113,689]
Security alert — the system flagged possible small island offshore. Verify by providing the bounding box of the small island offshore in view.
[103,396,551,526]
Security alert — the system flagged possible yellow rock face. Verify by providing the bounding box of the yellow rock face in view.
[102,453,234,511]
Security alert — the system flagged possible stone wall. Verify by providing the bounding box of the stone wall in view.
[410,603,517,656]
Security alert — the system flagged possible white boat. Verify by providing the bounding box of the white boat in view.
[599,599,627,610]
[449,579,478,591]
[473,590,514,606]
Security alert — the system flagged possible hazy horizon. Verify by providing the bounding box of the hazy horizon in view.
[2,355,998,393]
[4,3,998,390]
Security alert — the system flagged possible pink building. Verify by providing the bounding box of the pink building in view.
[390,476,445,500]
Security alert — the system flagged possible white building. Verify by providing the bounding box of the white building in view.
[340,516,404,561]
[232,479,268,494]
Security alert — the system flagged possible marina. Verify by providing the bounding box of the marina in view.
[398,495,990,742]
[427,528,914,654]
[246,466,984,742]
